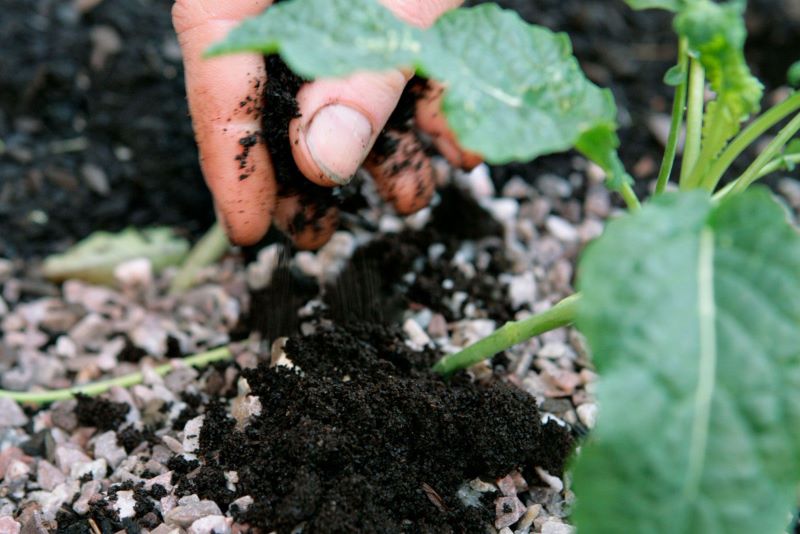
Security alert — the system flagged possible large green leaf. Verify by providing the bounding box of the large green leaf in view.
[42,228,189,285]
[573,189,800,533]
[208,0,621,171]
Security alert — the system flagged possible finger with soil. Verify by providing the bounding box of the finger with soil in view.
[173,0,276,245]
[273,186,340,250]
[415,80,484,170]
[286,0,465,188]
[364,129,435,215]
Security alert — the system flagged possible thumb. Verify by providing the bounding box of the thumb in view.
[289,0,463,187]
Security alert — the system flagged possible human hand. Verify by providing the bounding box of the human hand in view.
[173,0,482,248]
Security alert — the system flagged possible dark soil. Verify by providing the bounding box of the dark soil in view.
[74,393,130,432]
[0,0,212,258]
[176,323,573,533]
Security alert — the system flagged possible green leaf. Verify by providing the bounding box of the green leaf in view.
[573,189,800,533]
[663,64,686,86]
[788,61,800,88]
[624,0,680,11]
[208,0,621,166]
[42,227,189,285]
[675,0,763,163]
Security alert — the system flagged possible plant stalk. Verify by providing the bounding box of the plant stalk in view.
[0,347,232,405]
[679,58,706,190]
[169,223,229,294]
[655,38,689,194]
[729,112,800,195]
[620,182,641,211]
[432,294,581,376]
[700,92,800,192]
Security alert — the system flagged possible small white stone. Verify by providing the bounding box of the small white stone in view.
[545,216,578,243]
[182,416,205,453]
[70,458,107,481]
[4,459,31,485]
[114,490,137,519]
[486,198,519,225]
[114,258,152,287]
[403,318,431,348]
[460,163,495,198]
[188,515,231,534]
[537,174,572,198]
[294,251,322,280]
[246,244,281,290]
[541,519,576,534]
[577,403,598,429]
[535,467,564,492]
[379,215,403,233]
[507,272,536,309]
[55,444,91,474]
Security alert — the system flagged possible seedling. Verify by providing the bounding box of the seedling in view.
[209,0,800,531]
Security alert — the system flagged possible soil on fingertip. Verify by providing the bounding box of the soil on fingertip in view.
[174,322,573,533]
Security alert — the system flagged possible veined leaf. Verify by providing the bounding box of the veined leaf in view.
[676,0,763,163]
[573,189,800,533]
[624,0,680,11]
[208,0,620,168]
[42,227,189,285]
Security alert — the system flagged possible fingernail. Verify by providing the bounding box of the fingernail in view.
[306,104,373,185]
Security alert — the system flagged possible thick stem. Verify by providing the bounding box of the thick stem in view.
[432,294,581,376]
[169,223,229,294]
[679,58,706,190]
[729,112,800,195]
[0,347,232,404]
[701,92,800,192]
[655,38,690,195]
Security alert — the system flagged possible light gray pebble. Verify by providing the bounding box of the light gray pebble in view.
[54,444,91,474]
[68,313,111,350]
[0,399,27,428]
[537,174,572,198]
[495,495,527,529]
[501,176,533,199]
[545,216,579,243]
[36,461,65,492]
[73,480,102,515]
[576,403,598,429]
[541,519,576,534]
[70,458,107,481]
[0,516,21,534]
[506,272,536,309]
[93,431,127,469]
[165,499,223,527]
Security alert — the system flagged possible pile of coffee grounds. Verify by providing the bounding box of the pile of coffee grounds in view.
[177,323,573,533]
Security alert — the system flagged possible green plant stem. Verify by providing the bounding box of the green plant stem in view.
[655,38,689,195]
[712,154,800,202]
[679,58,706,190]
[728,112,800,196]
[169,223,229,294]
[0,347,232,405]
[620,182,641,211]
[699,92,800,192]
[432,294,581,376]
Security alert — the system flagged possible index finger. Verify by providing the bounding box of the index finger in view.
[173,0,276,245]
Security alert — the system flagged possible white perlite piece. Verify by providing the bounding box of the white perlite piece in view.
[114,490,137,519]
[182,415,205,453]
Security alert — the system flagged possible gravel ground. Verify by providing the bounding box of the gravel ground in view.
[1,155,799,532]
